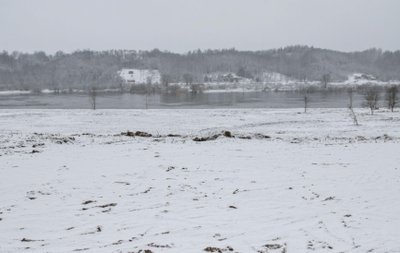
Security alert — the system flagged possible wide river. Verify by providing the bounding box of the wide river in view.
[0,90,368,109]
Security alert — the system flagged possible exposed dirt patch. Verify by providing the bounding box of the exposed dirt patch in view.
[193,134,221,142]
[82,200,96,205]
[204,246,234,252]
[223,131,233,138]
[147,242,172,248]
[121,131,152,137]
[21,238,44,243]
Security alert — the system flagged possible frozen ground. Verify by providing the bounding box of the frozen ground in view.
[0,109,399,253]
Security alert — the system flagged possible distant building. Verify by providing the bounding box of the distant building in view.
[345,73,379,85]
[118,69,161,87]
[204,72,242,83]
[351,73,377,81]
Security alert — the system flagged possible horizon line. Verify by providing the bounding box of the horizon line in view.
[2,45,400,56]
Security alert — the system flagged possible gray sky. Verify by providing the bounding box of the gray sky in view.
[1,0,399,53]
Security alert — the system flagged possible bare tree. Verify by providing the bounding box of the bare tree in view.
[161,73,172,93]
[161,74,172,87]
[347,87,359,125]
[182,73,193,86]
[321,73,331,89]
[190,83,204,94]
[349,107,359,126]
[145,77,152,109]
[89,86,97,110]
[303,88,309,113]
[348,87,354,109]
[49,65,60,94]
[385,85,398,112]
[88,68,101,110]
[364,87,379,115]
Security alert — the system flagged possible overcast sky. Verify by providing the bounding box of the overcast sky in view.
[1,0,399,53]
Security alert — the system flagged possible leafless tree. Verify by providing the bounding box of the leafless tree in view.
[161,74,172,87]
[364,87,379,115]
[145,77,152,109]
[190,83,204,94]
[303,89,309,113]
[49,65,60,94]
[89,86,97,110]
[348,87,354,109]
[347,87,359,125]
[385,85,398,112]
[349,107,359,126]
[321,73,331,89]
[88,68,101,110]
[161,73,172,93]
[183,73,194,86]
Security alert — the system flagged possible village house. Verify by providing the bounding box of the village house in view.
[118,69,161,89]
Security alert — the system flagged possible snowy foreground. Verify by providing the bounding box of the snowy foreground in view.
[1,109,400,253]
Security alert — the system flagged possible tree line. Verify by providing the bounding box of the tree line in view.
[0,46,400,92]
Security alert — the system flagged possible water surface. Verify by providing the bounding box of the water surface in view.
[0,91,367,109]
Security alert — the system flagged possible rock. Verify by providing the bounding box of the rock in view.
[124,131,135,137]
[135,131,152,137]
[223,131,233,138]
[82,200,96,205]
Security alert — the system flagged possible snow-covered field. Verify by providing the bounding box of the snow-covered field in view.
[1,109,400,253]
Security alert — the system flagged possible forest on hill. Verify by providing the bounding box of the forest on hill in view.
[0,46,399,91]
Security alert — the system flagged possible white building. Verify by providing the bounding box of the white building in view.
[204,72,243,83]
[344,73,380,85]
[118,69,161,85]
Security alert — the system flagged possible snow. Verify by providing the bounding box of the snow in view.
[203,72,400,91]
[203,88,257,93]
[40,89,54,94]
[1,109,400,253]
[258,72,294,84]
[0,90,32,96]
